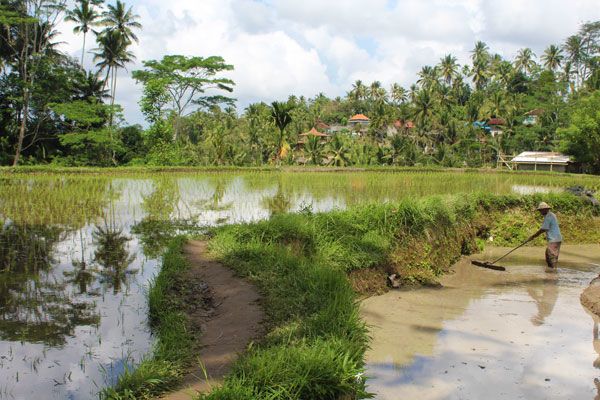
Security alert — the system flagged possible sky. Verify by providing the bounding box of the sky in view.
[57,0,600,125]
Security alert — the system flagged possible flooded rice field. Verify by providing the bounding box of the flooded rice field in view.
[0,170,598,398]
[362,244,600,400]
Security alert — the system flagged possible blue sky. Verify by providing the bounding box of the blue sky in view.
[58,0,600,125]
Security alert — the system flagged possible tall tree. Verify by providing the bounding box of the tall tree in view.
[132,55,235,141]
[270,101,293,160]
[439,54,458,85]
[541,44,564,71]
[1,0,67,166]
[65,0,102,67]
[96,0,140,119]
[514,48,537,76]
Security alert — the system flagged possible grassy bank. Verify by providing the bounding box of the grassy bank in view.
[201,192,598,399]
[102,237,195,400]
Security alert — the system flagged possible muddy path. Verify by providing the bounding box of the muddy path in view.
[361,244,600,400]
[162,241,264,400]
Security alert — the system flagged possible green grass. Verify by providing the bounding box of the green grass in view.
[200,191,598,399]
[101,236,194,400]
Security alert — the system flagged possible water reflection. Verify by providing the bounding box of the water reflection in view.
[527,274,559,326]
[0,172,597,399]
[362,245,600,400]
[0,222,100,346]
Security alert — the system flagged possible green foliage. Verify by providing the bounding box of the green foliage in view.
[205,192,597,399]
[559,91,600,173]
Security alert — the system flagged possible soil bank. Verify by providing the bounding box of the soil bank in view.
[162,241,264,400]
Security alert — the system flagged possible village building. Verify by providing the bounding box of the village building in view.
[296,127,330,149]
[348,114,370,127]
[524,109,544,126]
[512,151,572,172]
[487,117,505,137]
[386,119,416,137]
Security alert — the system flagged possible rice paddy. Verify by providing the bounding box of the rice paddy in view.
[0,169,599,399]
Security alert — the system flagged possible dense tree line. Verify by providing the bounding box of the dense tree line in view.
[1,3,599,172]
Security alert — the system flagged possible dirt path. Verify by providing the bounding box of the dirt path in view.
[161,241,264,400]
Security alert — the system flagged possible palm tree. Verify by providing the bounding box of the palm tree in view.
[93,29,134,108]
[439,54,458,85]
[514,48,537,76]
[541,44,564,71]
[327,135,350,166]
[100,0,141,43]
[413,90,435,134]
[470,60,488,90]
[417,66,439,89]
[563,35,583,89]
[74,70,110,101]
[65,0,102,67]
[348,79,367,101]
[390,83,407,104]
[368,81,387,101]
[270,101,293,160]
[471,41,490,66]
[304,135,325,165]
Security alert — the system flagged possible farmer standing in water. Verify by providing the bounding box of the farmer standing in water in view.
[528,202,562,272]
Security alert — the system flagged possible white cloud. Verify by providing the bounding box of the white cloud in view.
[55,0,600,125]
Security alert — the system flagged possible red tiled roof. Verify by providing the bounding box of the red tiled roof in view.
[349,114,370,121]
[525,109,544,116]
[316,120,330,130]
[300,127,329,137]
[393,120,403,128]
[488,118,506,126]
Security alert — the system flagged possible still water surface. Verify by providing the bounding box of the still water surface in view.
[0,171,598,399]
[363,245,600,400]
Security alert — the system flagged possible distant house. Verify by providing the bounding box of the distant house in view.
[348,114,370,127]
[524,109,544,126]
[512,151,572,172]
[387,119,416,137]
[315,120,331,133]
[487,118,505,137]
[296,128,330,149]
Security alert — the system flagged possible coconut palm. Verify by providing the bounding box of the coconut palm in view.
[65,0,103,67]
[541,44,564,71]
[93,29,134,107]
[348,79,367,101]
[514,48,537,76]
[100,0,141,43]
[390,83,407,104]
[413,89,435,133]
[470,60,488,90]
[368,81,387,101]
[563,35,583,88]
[439,54,458,85]
[417,66,439,89]
[327,135,350,166]
[471,41,490,66]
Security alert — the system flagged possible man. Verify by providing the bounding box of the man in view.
[528,202,563,272]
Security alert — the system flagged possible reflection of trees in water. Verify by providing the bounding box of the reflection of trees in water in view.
[133,177,203,258]
[93,224,136,294]
[262,182,292,216]
[0,222,100,346]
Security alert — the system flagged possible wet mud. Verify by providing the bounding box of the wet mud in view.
[361,245,600,400]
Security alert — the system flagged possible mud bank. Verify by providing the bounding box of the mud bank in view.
[163,241,264,399]
[582,276,600,317]
[362,245,600,400]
